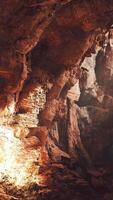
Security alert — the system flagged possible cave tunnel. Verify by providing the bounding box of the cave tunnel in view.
[0,0,113,199]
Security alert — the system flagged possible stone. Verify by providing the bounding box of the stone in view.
[67,81,81,101]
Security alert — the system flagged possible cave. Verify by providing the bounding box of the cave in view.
[1,0,113,199]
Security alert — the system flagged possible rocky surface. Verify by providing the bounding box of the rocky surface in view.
[0,1,113,199]
[1,162,113,200]
[76,30,113,165]
[0,0,112,158]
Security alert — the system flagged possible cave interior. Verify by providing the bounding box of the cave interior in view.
[0,0,113,199]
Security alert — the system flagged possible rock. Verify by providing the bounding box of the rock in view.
[96,32,113,89]
[76,104,113,162]
[28,127,48,146]
[67,81,81,101]
[46,137,70,162]
[76,40,113,163]
[87,169,105,177]
[102,95,113,110]
[80,52,97,90]
[23,136,41,149]
[103,193,113,200]
[91,176,104,189]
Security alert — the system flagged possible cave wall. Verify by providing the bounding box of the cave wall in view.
[77,30,113,165]
[1,0,113,165]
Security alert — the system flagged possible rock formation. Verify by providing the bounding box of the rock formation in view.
[0,0,113,162]
[1,1,113,199]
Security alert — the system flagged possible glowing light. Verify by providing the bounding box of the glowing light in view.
[0,126,40,187]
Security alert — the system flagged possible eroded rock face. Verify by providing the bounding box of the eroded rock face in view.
[44,29,113,165]
[76,31,113,164]
[0,0,113,167]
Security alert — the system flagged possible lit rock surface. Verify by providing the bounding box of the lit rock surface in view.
[0,1,113,199]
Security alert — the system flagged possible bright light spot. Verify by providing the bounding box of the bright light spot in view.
[0,126,40,187]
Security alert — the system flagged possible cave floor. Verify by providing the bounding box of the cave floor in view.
[0,162,113,200]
